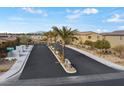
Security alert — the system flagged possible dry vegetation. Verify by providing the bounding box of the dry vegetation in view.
[0,59,16,74]
[71,44,124,67]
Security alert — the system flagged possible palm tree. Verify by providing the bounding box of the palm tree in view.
[43,32,50,45]
[51,30,58,43]
[52,26,78,62]
[43,31,55,45]
[50,29,59,51]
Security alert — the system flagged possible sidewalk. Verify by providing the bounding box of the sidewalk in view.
[0,45,33,83]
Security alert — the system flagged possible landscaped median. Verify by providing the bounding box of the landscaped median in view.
[48,45,77,74]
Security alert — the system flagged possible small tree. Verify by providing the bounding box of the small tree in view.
[95,40,111,54]
[78,40,84,47]
[84,40,94,49]
[19,35,32,45]
[79,40,83,45]
[113,45,124,58]
[42,31,54,46]
[27,38,32,45]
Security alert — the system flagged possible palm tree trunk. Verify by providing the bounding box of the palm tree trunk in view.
[62,43,65,62]
[54,37,57,52]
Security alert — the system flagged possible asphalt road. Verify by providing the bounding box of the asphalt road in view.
[19,44,73,79]
[20,44,118,80]
[58,78,124,86]
[64,47,118,75]
[0,44,122,86]
[54,44,118,74]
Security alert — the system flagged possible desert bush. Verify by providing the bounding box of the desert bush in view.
[84,40,95,49]
[94,40,111,54]
[94,40,111,49]
[0,67,9,72]
[113,45,124,58]
[19,36,32,45]
[78,40,83,46]
[84,40,93,46]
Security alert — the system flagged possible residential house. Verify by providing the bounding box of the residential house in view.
[74,31,101,45]
[100,30,124,48]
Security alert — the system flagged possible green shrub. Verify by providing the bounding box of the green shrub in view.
[94,39,111,49]
[94,40,111,55]
[84,40,95,49]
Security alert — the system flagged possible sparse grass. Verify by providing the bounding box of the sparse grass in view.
[0,62,15,72]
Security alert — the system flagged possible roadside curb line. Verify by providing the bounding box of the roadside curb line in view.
[66,45,124,71]
[0,45,34,83]
[6,72,124,86]
[48,46,76,73]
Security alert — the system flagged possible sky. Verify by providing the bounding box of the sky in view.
[0,7,124,33]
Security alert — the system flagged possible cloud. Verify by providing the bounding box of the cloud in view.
[66,13,81,20]
[8,16,24,21]
[22,7,48,17]
[96,29,108,33]
[66,9,72,13]
[106,14,124,22]
[118,25,124,29]
[66,8,99,20]
[82,8,98,15]
[66,9,81,14]
[0,30,8,33]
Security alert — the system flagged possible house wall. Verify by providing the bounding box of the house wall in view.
[75,32,124,48]
[74,33,102,45]
[103,35,124,48]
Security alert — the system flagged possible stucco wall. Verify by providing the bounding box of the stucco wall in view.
[75,33,102,44]
[74,33,124,48]
[103,36,124,48]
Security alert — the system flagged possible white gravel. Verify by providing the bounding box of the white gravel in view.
[0,45,33,83]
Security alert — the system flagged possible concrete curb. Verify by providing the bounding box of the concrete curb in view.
[0,45,34,83]
[48,46,77,73]
[66,45,124,71]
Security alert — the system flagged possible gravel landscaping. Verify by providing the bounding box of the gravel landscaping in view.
[49,46,77,73]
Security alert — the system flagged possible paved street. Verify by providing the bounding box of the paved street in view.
[0,44,123,85]
[59,78,124,86]
[64,47,118,75]
[54,44,118,74]
[20,44,118,80]
[0,44,122,86]
[19,44,73,79]
[18,44,119,85]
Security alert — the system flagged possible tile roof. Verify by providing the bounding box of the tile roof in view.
[77,31,97,35]
[101,30,124,36]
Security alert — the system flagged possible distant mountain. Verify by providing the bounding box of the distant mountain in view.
[35,31,46,34]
